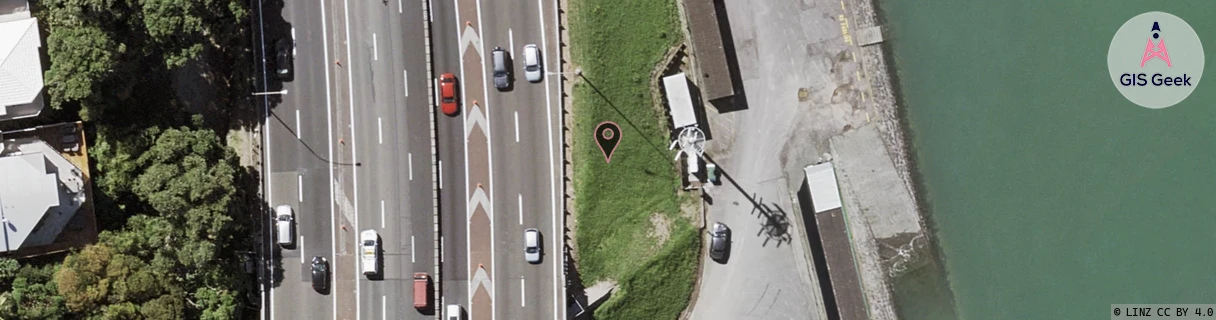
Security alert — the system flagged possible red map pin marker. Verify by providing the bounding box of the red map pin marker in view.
[595,121,621,163]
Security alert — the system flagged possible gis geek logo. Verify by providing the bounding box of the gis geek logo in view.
[1108,12,1204,109]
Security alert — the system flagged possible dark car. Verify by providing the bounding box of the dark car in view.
[709,222,730,262]
[439,72,459,116]
[311,256,329,293]
[274,38,293,80]
[492,47,510,91]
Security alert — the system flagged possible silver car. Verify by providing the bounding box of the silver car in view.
[709,222,729,262]
[524,228,542,264]
[523,44,542,83]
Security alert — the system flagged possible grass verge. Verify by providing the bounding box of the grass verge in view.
[567,0,698,318]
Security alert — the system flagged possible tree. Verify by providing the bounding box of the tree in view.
[132,125,238,246]
[42,24,122,116]
[7,265,66,319]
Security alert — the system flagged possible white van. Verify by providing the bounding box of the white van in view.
[446,304,464,320]
[276,205,294,247]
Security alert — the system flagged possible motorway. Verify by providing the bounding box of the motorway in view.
[259,0,564,318]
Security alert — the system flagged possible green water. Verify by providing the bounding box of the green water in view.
[881,1,1216,319]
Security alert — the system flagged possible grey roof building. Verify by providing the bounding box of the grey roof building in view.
[0,2,44,123]
[0,133,87,253]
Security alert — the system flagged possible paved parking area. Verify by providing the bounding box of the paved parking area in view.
[686,0,894,317]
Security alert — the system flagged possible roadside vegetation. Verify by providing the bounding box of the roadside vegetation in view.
[567,0,701,318]
[0,0,256,318]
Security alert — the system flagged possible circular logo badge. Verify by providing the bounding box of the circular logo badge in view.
[1108,12,1204,109]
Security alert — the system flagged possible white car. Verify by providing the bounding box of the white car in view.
[524,228,542,264]
[523,44,542,83]
[446,304,464,320]
[275,205,294,247]
[360,230,380,276]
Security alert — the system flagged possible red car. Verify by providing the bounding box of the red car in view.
[439,73,459,116]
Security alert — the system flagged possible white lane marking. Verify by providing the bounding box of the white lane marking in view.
[409,153,414,180]
[300,236,305,264]
[518,194,523,225]
[378,117,383,144]
[382,296,386,320]
[474,0,497,317]
[521,278,526,306]
[291,27,297,57]
[440,236,445,263]
[257,0,274,312]
[381,200,386,229]
[342,0,360,317]
[514,111,520,143]
[373,33,378,61]
[319,0,339,316]
[433,77,439,110]
[438,160,444,189]
[427,0,433,21]
[297,174,303,202]
[539,0,563,317]
[398,0,402,13]
[404,70,409,97]
[296,109,301,140]
[411,235,416,263]
[509,28,514,54]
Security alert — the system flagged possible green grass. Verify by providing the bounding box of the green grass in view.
[567,0,697,318]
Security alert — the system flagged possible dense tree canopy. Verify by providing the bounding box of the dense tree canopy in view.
[13,0,255,318]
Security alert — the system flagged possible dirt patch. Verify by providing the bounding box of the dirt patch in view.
[649,213,672,247]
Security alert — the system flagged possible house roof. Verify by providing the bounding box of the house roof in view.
[0,17,42,116]
[0,137,85,252]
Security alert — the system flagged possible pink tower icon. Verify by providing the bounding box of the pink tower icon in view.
[1141,22,1171,68]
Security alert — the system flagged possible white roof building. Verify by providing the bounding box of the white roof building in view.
[0,15,43,121]
[0,135,86,252]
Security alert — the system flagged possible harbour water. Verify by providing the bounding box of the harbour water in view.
[881,1,1216,319]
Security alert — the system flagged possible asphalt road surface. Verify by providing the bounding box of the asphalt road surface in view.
[262,0,561,317]
[432,0,564,318]
[264,0,436,318]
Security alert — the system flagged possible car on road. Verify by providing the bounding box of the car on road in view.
[709,222,730,262]
[311,256,329,292]
[446,304,464,320]
[361,230,381,277]
[523,44,542,83]
[275,205,294,248]
[439,72,459,116]
[413,272,430,310]
[274,38,293,80]
[524,228,542,264]
[492,47,511,90]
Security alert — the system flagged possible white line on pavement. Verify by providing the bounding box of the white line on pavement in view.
[404,70,409,97]
[440,236,445,263]
[300,236,305,264]
[539,0,563,317]
[411,235,416,263]
[521,278,526,306]
[342,0,360,317]
[378,117,383,144]
[296,110,301,140]
[382,296,386,320]
[373,33,378,61]
[518,194,523,225]
[398,0,402,13]
[427,0,433,21]
[409,153,414,180]
[514,111,520,143]
[438,160,443,189]
[509,28,514,53]
[297,174,303,202]
[474,0,497,316]
[381,200,386,229]
[318,0,338,315]
[432,78,439,110]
